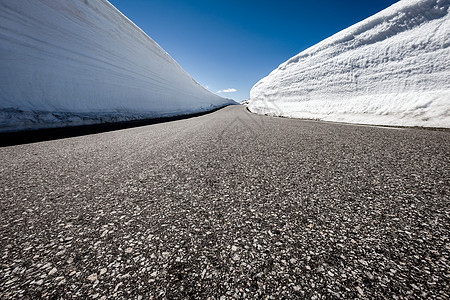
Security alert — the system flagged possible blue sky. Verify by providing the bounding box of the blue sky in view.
[108,0,399,102]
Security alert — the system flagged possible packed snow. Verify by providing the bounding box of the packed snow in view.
[248,0,450,128]
[0,0,234,132]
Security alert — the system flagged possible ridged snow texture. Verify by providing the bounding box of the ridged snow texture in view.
[0,0,233,132]
[249,0,450,128]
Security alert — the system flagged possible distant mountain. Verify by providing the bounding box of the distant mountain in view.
[0,0,234,132]
[249,0,450,128]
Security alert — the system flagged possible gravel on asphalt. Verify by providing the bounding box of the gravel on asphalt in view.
[1,105,449,299]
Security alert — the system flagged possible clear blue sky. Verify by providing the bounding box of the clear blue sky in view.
[108,0,399,102]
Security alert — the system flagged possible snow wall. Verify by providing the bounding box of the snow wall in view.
[248,0,450,128]
[0,0,234,132]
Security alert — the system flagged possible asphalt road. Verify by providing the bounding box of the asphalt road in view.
[1,105,449,299]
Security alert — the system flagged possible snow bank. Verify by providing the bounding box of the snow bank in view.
[0,0,234,132]
[249,0,450,128]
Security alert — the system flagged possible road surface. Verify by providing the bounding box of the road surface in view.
[1,105,449,299]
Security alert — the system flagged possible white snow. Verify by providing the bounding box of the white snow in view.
[248,0,450,128]
[0,0,234,132]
